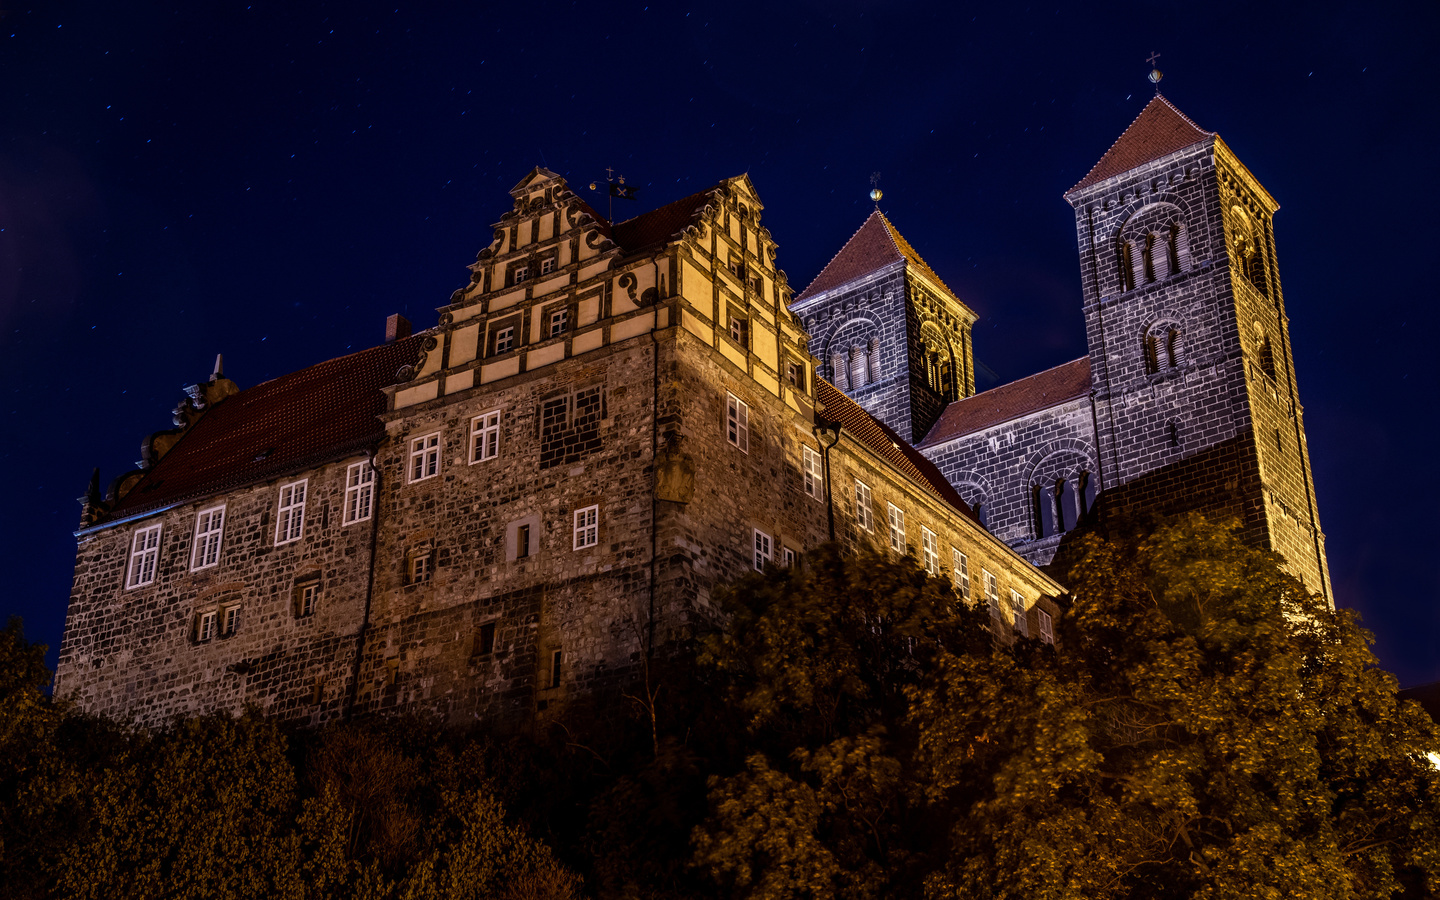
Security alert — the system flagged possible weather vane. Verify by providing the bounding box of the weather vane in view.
[1147,51,1164,93]
[589,167,639,223]
[869,172,883,208]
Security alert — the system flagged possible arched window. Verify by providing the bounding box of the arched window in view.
[866,338,880,383]
[1142,233,1157,283]
[831,352,848,390]
[1033,471,1094,539]
[1144,321,1185,375]
[1117,241,1136,292]
[1259,335,1277,381]
[849,346,867,388]
[1168,222,1191,274]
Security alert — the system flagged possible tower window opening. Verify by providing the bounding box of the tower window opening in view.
[1259,335,1277,382]
[866,338,880,384]
[1117,241,1135,292]
[1142,233,1157,282]
[849,346,867,388]
[831,353,848,390]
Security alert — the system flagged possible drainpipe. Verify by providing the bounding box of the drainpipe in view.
[344,447,383,719]
[812,414,842,542]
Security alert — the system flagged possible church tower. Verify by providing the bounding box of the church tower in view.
[790,210,978,444]
[1065,86,1332,602]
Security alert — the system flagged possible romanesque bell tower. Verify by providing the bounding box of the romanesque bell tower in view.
[1064,84,1332,602]
[790,209,977,444]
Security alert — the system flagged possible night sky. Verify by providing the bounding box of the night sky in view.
[3,2,1436,688]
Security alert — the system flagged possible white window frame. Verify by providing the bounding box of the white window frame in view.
[984,569,1000,617]
[409,551,433,584]
[1038,608,1054,644]
[493,324,515,355]
[126,523,163,589]
[952,549,970,599]
[855,480,873,532]
[549,308,568,338]
[1011,590,1028,636]
[727,393,749,453]
[573,505,599,550]
[275,479,308,546]
[470,410,501,464]
[540,257,556,275]
[190,506,225,571]
[196,610,217,643]
[887,503,906,554]
[802,445,823,500]
[221,604,241,637]
[408,432,441,483]
[783,547,797,568]
[342,461,375,525]
[513,265,530,284]
[921,527,940,575]
[297,582,319,618]
[753,528,773,571]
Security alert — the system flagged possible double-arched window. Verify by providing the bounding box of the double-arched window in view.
[1143,319,1186,375]
[1032,470,1097,539]
[1116,206,1192,292]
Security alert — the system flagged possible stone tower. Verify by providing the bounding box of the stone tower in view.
[1065,93,1332,602]
[790,211,978,444]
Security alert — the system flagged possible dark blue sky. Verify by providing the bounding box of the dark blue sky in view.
[2,1,1436,687]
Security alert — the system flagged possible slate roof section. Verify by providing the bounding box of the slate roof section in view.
[107,335,425,519]
[919,357,1092,448]
[795,210,960,303]
[816,378,977,523]
[1066,95,1213,197]
[610,187,718,255]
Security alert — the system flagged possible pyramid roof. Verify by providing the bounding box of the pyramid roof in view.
[795,210,959,303]
[1066,95,1213,197]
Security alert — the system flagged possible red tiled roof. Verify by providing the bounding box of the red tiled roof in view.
[796,210,959,303]
[107,336,425,519]
[1066,95,1213,196]
[920,357,1092,447]
[816,378,977,523]
[610,187,718,255]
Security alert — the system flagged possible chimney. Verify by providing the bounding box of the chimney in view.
[386,314,412,343]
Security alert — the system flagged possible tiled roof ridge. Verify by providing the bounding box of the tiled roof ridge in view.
[1065,94,1214,197]
[919,356,1092,447]
[815,377,977,523]
[878,214,963,304]
[794,210,901,301]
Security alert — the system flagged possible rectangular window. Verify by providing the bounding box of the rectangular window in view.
[549,649,562,688]
[126,523,162,588]
[516,524,531,559]
[296,582,319,618]
[1011,590,1028,637]
[1038,609,1054,644]
[410,552,433,584]
[727,393,749,453]
[492,324,516,355]
[887,503,906,554]
[783,547,797,568]
[549,308,568,338]
[408,432,441,483]
[753,529,772,571]
[540,257,556,275]
[476,622,497,656]
[952,549,970,599]
[855,480,873,532]
[191,506,225,570]
[343,461,375,525]
[196,610,216,643]
[786,361,805,391]
[802,445,823,500]
[512,265,529,284]
[470,411,501,463]
[984,570,1000,618]
[275,480,307,545]
[729,316,749,348]
[221,604,241,637]
[573,505,599,550]
[922,527,940,575]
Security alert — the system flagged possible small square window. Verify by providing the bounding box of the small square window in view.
[540,258,556,275]
[549,308,569,338]
[470,411,501,463]
[786,362,805,391]
[512,265,530,285]
[729,316,749,348]
[475,622,497,656]
[275,480,307,546]
[343,461,375,525]
[753,529,772,572]
[191,506,225,570]
[887,503,906,554]
[409,432,441,483]
[127,523,163,589]
[492,324,516,355]
[726,393,749,453]
[296,582,319,618]
[410,552,433,584]
[196,610,216,643]
[922,527,940,575]
[573,505,599,550]
[855,480,873,533]
[802,445,823,500]
[516,523,531,559]
[221,605,241,637]
[952,549,970,600]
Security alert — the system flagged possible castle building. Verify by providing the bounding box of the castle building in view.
[795,92,1331,601]
[54,86,1329,728]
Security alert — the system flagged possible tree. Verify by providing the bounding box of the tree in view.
[915,514,1440,899]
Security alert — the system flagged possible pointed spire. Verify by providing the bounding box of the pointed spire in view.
[1065,94,1213,197]
[212,353,224,380]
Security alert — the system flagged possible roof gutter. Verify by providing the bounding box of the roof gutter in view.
[74,503,184,539]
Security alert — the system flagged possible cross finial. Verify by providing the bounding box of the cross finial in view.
[1146,51,1161,67]
[605,166,614,181]
[1146,52,1164,92]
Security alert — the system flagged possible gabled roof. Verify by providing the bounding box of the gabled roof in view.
[920,357,1092,448]
[107,336,425,520]
[796,210,958,303]
[816,378,977,523]
[610,186,718,255]
[1066,95,1213,197]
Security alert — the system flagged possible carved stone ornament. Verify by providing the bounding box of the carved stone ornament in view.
[438,312,454,326]
[396,364,416,382]
[618,272,638,303]
[423,336,439,351]
[655,433,696,504]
